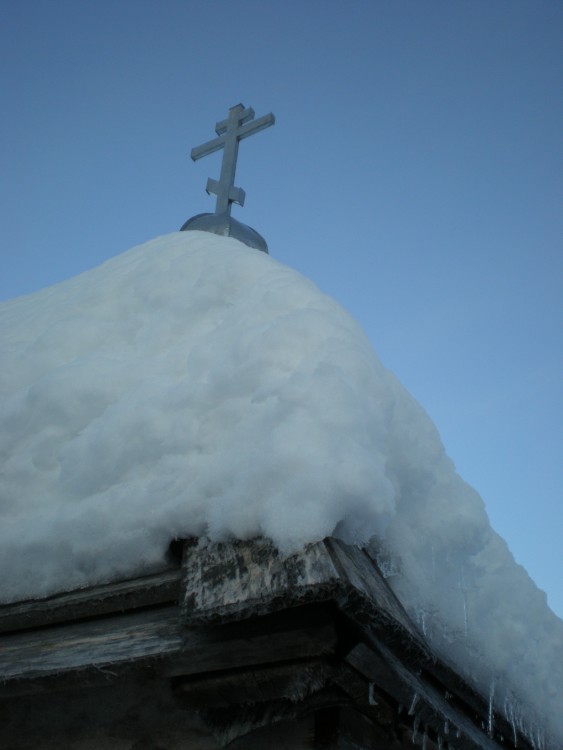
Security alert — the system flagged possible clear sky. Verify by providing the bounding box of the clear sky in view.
[1,1,561,617]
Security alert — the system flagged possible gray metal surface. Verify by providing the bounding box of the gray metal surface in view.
[180,213,269,254]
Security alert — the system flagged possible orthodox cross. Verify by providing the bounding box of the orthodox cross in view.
[191,103,275,217]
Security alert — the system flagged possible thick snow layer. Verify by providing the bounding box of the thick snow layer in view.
[1,232,561,744]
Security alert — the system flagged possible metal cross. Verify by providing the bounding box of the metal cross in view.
[191,103,275,217]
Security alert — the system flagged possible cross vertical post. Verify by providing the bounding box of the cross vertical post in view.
[190,104,275,218]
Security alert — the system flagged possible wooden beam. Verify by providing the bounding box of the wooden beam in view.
[0,601,338,700]
[0,567,181,634]
[0,606,183,687]
[181,537,343,625]
[166,604,338,678]
[174,658,334,708]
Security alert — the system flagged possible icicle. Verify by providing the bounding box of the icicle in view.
[398,703,405,715]
[488,677,496,737]
[422,728,428,750]
[376,549,399,578]
[458,563,469,636]
[437,734,444,750]
[368,682,379,706]
[516,710,524,738]
[504,696,518,747]
[443,719,450,735]
[461,594,468,636]
[412,716,420,744]
[419,607,427,637]
[408,693,420,716]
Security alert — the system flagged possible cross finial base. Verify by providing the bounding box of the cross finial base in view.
[180,213,269,254]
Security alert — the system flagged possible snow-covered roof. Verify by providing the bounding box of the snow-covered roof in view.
[0,231,561,745]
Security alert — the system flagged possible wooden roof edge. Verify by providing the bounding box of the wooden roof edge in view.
[179,536,535,750]
[179,536,418,635]
[0,536,414,638]
[0,565,182,634]
[324,541,537,750]
[0,536,541,749]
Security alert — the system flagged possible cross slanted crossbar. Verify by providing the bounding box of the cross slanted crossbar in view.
[191,103,275,217]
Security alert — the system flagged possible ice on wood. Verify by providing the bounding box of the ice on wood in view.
[0,231,561,744]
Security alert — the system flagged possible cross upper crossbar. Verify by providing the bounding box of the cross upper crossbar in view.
[191,103,275,217]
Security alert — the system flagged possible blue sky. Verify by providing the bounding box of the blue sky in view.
[1,1,561,617]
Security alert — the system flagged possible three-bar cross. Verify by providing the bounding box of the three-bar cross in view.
[191,104,275,217]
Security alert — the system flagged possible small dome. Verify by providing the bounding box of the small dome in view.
[180,212,269,253]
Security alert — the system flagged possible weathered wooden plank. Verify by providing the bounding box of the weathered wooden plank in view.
[0,567,181,634]
[201,699,315,748]
[325,538,421,641]
[0,672,225,750]
[0,600,338,697]
[331,662,397,729]
[181,538,343,624]
[181,537,421,641]
[323,705,396,750]
[228,715,315,750]
[174,659,334,708]
[166,605,338,677]
[346,640,505,750]
[0,606,183,682]
[199,684,401,749]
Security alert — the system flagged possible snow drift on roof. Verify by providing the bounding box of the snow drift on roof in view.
[1,231,561,745]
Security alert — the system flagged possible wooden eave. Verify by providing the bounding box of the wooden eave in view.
[0,537,532,749]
